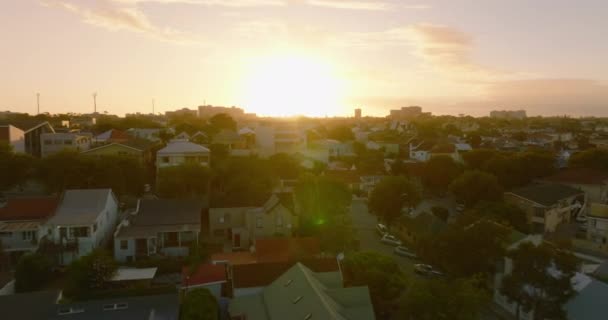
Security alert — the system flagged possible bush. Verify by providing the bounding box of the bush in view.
[15,253,52,292]
[181,288,219,320]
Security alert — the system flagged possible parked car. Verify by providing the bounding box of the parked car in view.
[381,234,402,246]
[455,203,465,213]
[376,223,388,236]
[414,264,444,277]
[393,246,417,259]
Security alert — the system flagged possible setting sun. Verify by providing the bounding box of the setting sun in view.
[240,54,345,117]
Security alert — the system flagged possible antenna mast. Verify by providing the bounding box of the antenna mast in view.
[92,92,97,113]
[36,93,40,115]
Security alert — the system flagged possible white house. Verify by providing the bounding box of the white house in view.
[40,132,92,157]
[0,125,25,153]
[113,199,203,262]
[156,139,210,169]
[41,189,118,265]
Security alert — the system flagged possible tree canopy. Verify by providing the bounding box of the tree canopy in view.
[342,251,407,317]
[65,249,118,298]
[501,242,579,320]
[369,176,421,227]
[449,170,503,208]
[399,277,488,320]
[15,253,52,293]
[180,288,219,320]
[569,148,608,171]
[157,163,212,199]
[422,155,463,195]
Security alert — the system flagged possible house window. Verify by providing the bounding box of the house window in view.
[70,227,90,238]
[161,156,170,163]
[44,139,52,145]
[590,219,597,228]
[120,240,128,250]
[22,231,36,241]
[256,216,263,228]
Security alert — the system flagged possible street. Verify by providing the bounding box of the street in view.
[350,198,414,273]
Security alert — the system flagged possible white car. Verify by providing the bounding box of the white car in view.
[381,234,402,246]
[393,246,417,259]
[376,223,388,236]
[414,264,444,277]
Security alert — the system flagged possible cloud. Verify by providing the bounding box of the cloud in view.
[112,0,285,7]
[42,0,204,45]
[335,23,531,82]
[113,0,429,11]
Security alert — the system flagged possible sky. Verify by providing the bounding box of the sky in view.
[1,0,607,117]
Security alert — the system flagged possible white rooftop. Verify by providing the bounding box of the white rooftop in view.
[157,140,209,154]
[110,267,158,281]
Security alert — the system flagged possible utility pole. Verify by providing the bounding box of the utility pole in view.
[152,99,155,115]
[92,92,97,114]
[36,93,40,115]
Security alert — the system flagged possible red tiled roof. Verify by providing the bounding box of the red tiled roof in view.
[0,197,58,221]
[542,168,608,185]
[182,264,227,287]
[255,237,321,263]
[232,258,339,288]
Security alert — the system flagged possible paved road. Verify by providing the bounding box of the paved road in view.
[350,198,414,273]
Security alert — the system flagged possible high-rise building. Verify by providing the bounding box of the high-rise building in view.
[354,108,362,119]
[388,106,428,119]
[198,105,245,119]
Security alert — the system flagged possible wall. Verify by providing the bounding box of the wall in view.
[9,125,25,153]
[250,204,295,239]
[114,238,135,262]
[234,286,264,297]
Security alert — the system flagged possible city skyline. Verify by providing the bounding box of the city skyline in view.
[1,0,608,117]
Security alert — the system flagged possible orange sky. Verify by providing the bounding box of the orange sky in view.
[1,0,607,117]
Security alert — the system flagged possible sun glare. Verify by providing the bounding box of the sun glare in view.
[241,54,344,117]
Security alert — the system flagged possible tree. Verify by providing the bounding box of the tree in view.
[212,157,275,207]
[569,148,608,171]
[449,170,503,208]
[65,249,117,298]
[467,132,482,148]
[431,206,449,222]
[209,113,236,132]
[180,288,219,320]
[295,175,354,252]
[468,201,529,233]
[399,277,488,320]
[462,149,499,170]
[342,252,407,317]
[416,219,511,278]
[422,155,462,195]
[327,125,354,142]
[0,144,36,191]
[501,242,579,320]
[369,176,421,227]
[157,164,211,198]
[15,253,52,293]
[268,153,301,179]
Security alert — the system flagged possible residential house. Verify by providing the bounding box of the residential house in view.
[181,264,227,299]
[0,196,58,263]
[41,189,118,265]
[213,129,256,157]
[255,123,306,157]
[40,132,92,157]
[25,122,55,157]
[93,129,130,144]
[539,168,608,204]
[0,125,25,153]
[0,291,179,320]
[156,139,210,169]
[81,139,156,165]
[207,193,298,250]
[174,131,190,140]
[126,128,164,142]
[587,203,608,249]
[114,199,203,262]
[505,184,585,233]
[229,262,375,319]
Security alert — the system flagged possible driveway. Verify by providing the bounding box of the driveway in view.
[350,198,414,273]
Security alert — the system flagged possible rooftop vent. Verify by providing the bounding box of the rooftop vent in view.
[292,296,303,304]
